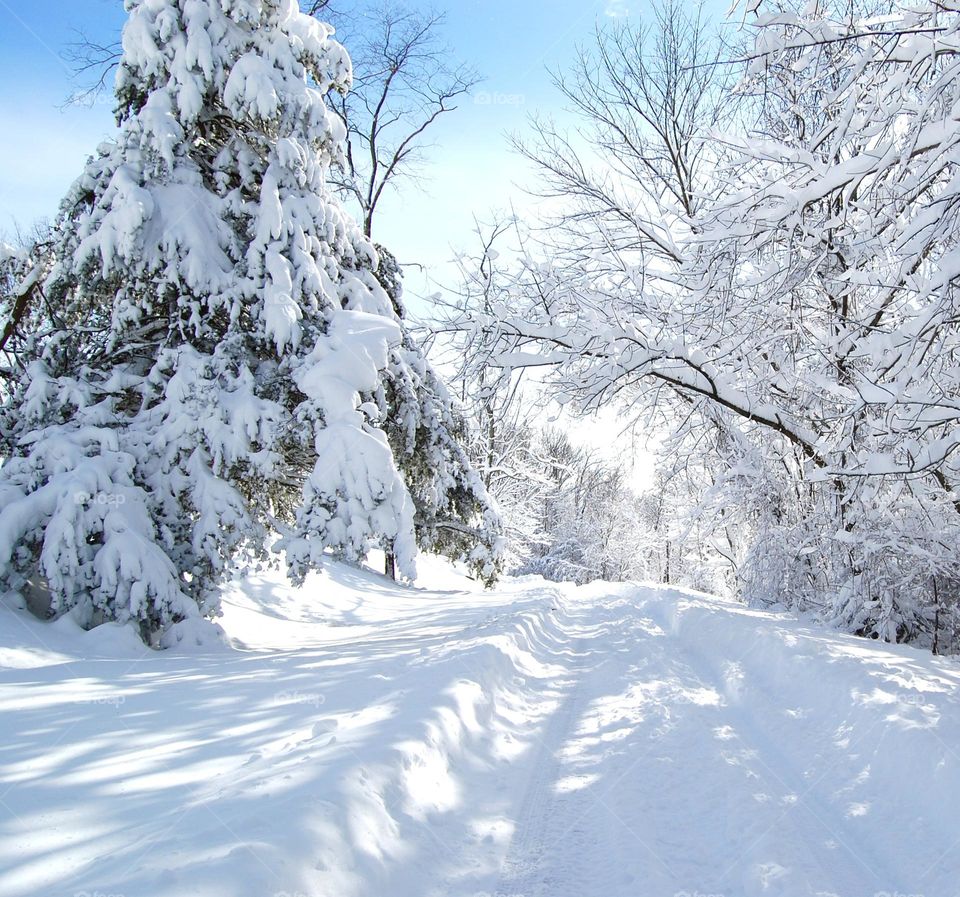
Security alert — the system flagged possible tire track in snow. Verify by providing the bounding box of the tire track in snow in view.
[494,634,591,897]
[492,596,669,897]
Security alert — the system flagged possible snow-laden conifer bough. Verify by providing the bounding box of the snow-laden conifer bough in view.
[0,0,502,646]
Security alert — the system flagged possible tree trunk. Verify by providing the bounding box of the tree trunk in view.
[933,577,941,655]
[384,549,397,581]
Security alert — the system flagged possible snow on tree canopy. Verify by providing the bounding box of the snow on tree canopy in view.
[0,0,425,640]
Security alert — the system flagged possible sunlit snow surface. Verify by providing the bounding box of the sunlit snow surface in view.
[1,559,960,897]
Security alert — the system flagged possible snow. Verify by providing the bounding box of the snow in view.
[2,563,959,897]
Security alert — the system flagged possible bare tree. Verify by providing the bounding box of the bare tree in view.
[512,0,728,260]
[300,0,334,13]
[326,4,480,237]
[552,0,726,219]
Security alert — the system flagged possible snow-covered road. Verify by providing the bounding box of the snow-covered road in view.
[1,564,959,897]
[492,588,956,897]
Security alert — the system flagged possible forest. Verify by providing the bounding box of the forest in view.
[4,0,960,654]
[3,3,960,897]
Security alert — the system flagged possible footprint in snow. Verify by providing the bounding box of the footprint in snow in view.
[313,719,338,737]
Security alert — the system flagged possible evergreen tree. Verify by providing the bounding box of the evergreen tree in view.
[0,0,433,640]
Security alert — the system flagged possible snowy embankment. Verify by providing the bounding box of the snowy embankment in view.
[1,563,960,897]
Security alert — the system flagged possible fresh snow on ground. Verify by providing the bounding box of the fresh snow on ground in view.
[1,562,960,897]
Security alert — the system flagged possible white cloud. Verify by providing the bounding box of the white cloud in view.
[605,0,631,17]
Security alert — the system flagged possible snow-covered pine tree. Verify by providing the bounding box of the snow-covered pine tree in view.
[0,0,426,642]
[371,245,502,585]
